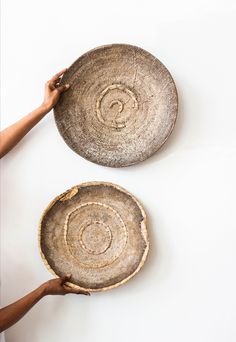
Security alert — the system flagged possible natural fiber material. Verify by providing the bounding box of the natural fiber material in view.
[39,182,149,292]
[54,44,178,167]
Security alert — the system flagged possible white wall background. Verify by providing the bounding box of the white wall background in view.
[1,1,236,341]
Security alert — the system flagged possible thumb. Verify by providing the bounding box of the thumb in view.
[57,84,70,94]
[61,274,72,285]
[63,284,90,296]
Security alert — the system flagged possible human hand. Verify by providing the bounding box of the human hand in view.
[41,68,70,112]
[40,275,90,296]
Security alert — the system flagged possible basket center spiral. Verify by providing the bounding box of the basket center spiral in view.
[64,202,128,268]
[96,84,138,129]
[79,221,112,255]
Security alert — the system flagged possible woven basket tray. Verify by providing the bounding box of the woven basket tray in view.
[54,44,178,167]
[39,182,149,292]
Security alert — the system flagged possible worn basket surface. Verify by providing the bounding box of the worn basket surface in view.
[39,182,149,291]
[54,44,178,167]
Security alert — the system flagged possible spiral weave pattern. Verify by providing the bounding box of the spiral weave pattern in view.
[54,44,178,167]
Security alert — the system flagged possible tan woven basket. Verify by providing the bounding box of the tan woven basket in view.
[39,182,149,292]
[54,44,178,167]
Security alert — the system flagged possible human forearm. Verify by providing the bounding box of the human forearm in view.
[0,276,89,332]
[0,68,69,158]
[0,105,49,158]
[0,285,45,332]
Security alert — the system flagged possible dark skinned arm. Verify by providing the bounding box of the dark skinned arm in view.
[0,276,89,333]
[0,69,70,158]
